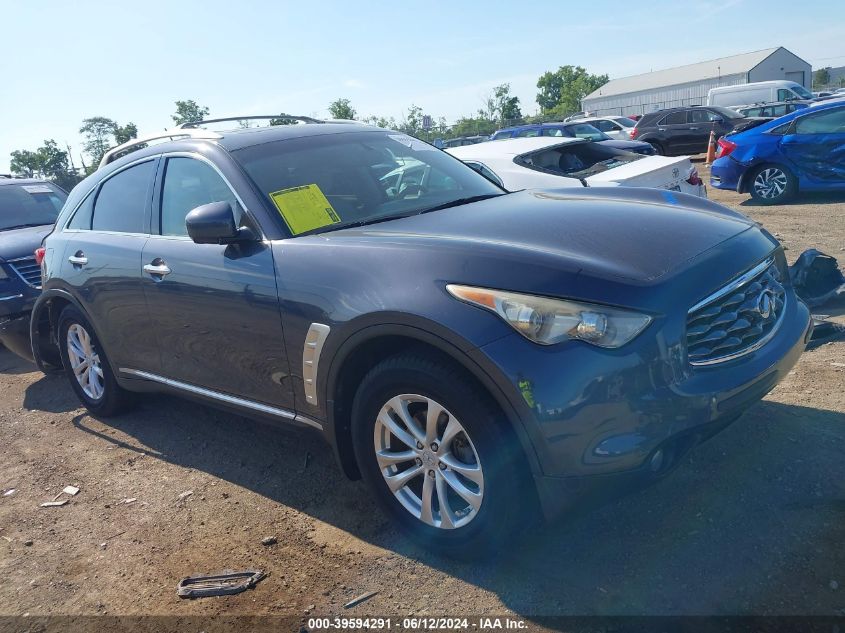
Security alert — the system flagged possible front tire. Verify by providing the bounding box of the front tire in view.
[351,352,536,557]
[749,164,796,204]
[57,306,134,416]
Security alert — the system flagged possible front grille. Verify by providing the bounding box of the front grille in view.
[686,257,785,365]
[8,257,42,288]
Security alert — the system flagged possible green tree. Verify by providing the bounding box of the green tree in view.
[491,83,522,124]
[36,140,69,179]
[269,113,299,125]
[328,98,357,120]
[79,116,117,165]
[172,99,210,125]
[536,65,608,116]
[113,122,138,145]
[814,67,831,88]
[9,149,41,178]
[448,116,497,138]
[362,115,398,129]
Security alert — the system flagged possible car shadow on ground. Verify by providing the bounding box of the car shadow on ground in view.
[0,347,38,376]
[20,372,845,616]
[740,191,845,207]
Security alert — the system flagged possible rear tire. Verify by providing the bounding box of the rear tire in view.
[57,306,134,417]
[648,141,664,155]
[350,352,536,557]
[748,164,796,204]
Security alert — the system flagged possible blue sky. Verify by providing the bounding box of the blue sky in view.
[1,0,843,172]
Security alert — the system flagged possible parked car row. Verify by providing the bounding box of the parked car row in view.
[1,114,814,555]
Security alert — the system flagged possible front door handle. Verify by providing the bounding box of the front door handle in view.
[143,260,171,278]
[68,252,87,266]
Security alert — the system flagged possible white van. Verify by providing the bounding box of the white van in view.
[707,81,814,108]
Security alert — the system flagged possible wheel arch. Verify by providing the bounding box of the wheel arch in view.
[323,324,541,482]
[30,288,98,374]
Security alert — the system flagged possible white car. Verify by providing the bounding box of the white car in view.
[447,137,706,198]
[576,116,637,140]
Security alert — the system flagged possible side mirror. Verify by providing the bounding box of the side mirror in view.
[186,201,252,245]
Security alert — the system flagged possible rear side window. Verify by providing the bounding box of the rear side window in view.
[593,120,619,132]
[794,108,845,134]
[67,190,95,230]
[660,111,687,125]
[515,129,540,137]
[542,128,566,137]
[92,161,155,233]
[160,157,239,236]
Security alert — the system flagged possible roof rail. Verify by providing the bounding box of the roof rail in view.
[177,114,324,129]
[99,128,222,169]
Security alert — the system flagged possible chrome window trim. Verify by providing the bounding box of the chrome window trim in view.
[119,368,323,430]
[157,151,265,240]
[302,323,331,406]
[688,256,775,314]
[61,155,159,233]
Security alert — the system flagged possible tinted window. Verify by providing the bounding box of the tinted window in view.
[516,129,540,137]
[794,108,845,134]
[615,117,635,128]
[0,182,67,231]
[661,111,687,125]
[160,158,239,236]
[92,161,155,233]
[777,89,790,101]
[463,161,504,188]
[542,128,566,137]
[593,120,619,132]
[565,124,609,141]
[67,189,95,230]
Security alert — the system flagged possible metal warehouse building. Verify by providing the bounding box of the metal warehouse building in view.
[582,47,811,117]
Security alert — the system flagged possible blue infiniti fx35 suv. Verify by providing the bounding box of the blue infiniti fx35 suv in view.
[27,119,811,554]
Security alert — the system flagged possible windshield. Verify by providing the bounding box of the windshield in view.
[709,106,744,120]
[234,131,503,236]
[564,123,611,141]
[0,182,67,231]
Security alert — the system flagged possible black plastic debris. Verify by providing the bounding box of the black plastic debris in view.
[177,570,266,598]
[789,249,845,308]
[807,316,845,350]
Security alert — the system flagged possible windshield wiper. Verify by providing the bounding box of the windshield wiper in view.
[415,193,504,215]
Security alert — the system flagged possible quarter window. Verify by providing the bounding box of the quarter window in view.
[92,160,155,233]
[160,157,240,236]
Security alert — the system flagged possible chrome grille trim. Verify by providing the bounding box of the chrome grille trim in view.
[7,256,42,288]
[687,256,786,366]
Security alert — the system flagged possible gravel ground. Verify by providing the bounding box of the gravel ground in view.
[1,173,844,624]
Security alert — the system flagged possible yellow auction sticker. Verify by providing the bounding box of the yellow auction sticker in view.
[269,184,341,235]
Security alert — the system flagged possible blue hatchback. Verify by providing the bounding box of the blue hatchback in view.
[711,101,845,204]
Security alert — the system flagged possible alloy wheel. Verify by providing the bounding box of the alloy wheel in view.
[66,323,105,400]
[753,167,788,199]
[373,394,484,529]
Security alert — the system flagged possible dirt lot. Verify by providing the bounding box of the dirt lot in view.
[1,169,844,625]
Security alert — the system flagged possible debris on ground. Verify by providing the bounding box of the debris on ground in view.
[2,489,15,497]
[121,498,137,505]
[177,570,266,599]
[344,590,379,609]
[177,491,193,503]
[23,539,33,546]
[62,486,80,496]
[806,317,845,350]
[261,536,277,546]
[40,500,68,508]
[789,249,845,308]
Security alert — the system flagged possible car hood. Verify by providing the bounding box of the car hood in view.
[339,189,754,283]
[0,224,52,261]
[597,139,652,152]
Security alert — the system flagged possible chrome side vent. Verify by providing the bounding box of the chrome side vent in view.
[302,323,330,405]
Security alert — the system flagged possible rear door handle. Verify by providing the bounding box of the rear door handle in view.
[688,127,700,130]
[68,252,87,266]
[143,261,171,278]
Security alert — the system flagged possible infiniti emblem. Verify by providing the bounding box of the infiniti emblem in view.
[756,289,775,319]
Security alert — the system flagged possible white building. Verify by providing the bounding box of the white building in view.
[582,47,811,117]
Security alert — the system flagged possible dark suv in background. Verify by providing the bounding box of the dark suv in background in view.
[0,176,67,358]
[26,118,810,554]
[631,106,760,155]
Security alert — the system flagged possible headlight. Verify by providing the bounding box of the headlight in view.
[446,284,652,348]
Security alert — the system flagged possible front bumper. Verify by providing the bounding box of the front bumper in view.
[468,249,811,517]
[0,291,36,362]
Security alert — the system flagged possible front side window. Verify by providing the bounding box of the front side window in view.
[234,131,503,236]
[777,89,790,101]
[0,182,67,231]
[92,161,155,233]
[794,107,845,134]
[160,157,240,236]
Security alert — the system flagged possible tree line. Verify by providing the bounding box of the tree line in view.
[7,65,608,187]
